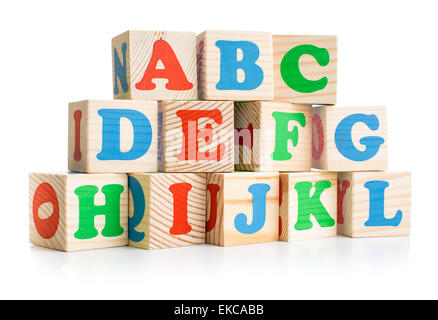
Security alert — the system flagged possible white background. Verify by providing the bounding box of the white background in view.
[1,0,436,299]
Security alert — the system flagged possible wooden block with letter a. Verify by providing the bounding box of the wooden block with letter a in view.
[312,105,387,171]
[337,171,411,238]
[273,35,337,104]
[279,172,337,241]
[196,30,273,101]
[158,100,234,172]
[112,30,197,100]
[29,172,128,252]
[68,99,158,173]
[206,172,279,246]
[235,101,312,172]
[128,173,206,249]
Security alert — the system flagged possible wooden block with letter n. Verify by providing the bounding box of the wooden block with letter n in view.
[337,171,411,238]
[206,172,279,246]
[273,35,337,104]
[196,30,273,101]
[235,101,312,172]
[312,106,388,171]
[128,173,206,249]
[158,100,234,172]
[112,30,197,100]
[68,99,158,173]
[29,172,128,252]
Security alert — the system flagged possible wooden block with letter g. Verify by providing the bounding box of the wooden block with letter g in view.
[29,172,128,252]
[128,173,206,249]
[337,171,411,238]
[112,30,197,100]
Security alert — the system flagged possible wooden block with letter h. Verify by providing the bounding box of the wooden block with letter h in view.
[112,30,197,100]
[337,171,411,238]
[128,173,206,249]
[206,172,279,246]
[68,99,158,173]
[235,101,312,171]
[279,172,337,241]
[29,172,128,252]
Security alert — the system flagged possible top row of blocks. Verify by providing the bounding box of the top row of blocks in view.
[112,31,337,104]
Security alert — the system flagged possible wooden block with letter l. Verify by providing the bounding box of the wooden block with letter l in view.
[279,172,337,241]
[68,99,158,173]
[312,106,387,171]
[196,30,273,101]
[206,172,279,246]
[158,100,234,172]
[128,173,206,249]
[273,35,337,104]
[112,30,197,100]
[337,171,411,238]
[29,172,128,252]
[235,101,312,172]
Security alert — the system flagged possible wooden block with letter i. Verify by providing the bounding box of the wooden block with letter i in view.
[206,172,279,246]
[337,171,411,238]
[29,172,128,252]
[112,30,197,100]
[128,173,206,249]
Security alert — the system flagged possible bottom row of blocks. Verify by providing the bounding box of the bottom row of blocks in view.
[29,171,411,251]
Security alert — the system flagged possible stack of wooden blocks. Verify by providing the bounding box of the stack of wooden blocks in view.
[29,30,411,251]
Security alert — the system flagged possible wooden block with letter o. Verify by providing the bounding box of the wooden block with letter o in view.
[206,172,279,246]
[128,173,206,249]
[29,172,128,252]
[337,171,411,238]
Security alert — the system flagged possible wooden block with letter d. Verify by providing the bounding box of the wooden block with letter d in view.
[29,172,128,252]
[206,172,279,246]
[128,173,206,249]
[68,99,158,173]
[312,105,387,171]
[112,30,197,100]
[196,30,273,101]
[273,35,337,104]
[337,171,411,238]
[235,101,312,172]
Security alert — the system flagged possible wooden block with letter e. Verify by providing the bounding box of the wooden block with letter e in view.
[312,105,387,171]
[196,30,273,101]
[29,172,128,252]
[235,101,312,172]
[128,173,206,249]
[337,171,411,238]
[206,172,279,246]
[68,99,158,173]
[158,100,234,172]
[273,35,337,104]
[112,30,197,100]
[279,171,337,241]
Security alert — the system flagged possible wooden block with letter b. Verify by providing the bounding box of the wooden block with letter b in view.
[206,172,279,246]
[337,171,411,238]
[128,173,206,249]
[29,172,128,252]
[273,35,337,104]
[112,30,197,100]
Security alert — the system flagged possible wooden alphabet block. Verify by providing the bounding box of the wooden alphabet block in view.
[128,173,206,249]
[273,35,337,104]
[337,171,411,238]
[312,106,387,171]
[206,172,279,246]
[235,101,312,172]
[279,172,337,241]
[196,30,273,101]
[112,30,197,100]
[158,100,234,172]
[68,100,158,173]
[29,172,128,252]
